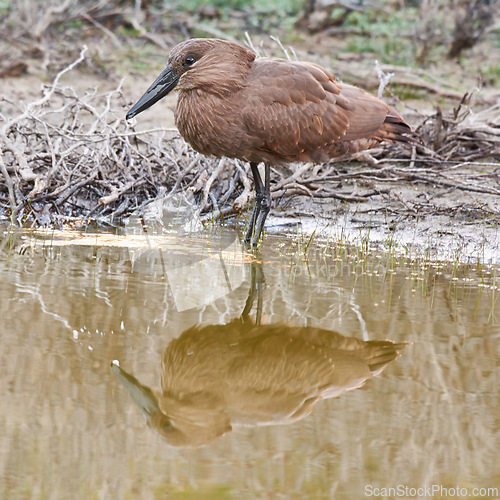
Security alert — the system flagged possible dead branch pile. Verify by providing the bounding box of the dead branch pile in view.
[0,51,499,228]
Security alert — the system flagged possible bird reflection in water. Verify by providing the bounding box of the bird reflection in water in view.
[112,263,407,446]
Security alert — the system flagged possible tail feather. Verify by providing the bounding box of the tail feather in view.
[376,112,420,145]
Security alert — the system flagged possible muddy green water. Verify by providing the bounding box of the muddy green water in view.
[1,224,499,499]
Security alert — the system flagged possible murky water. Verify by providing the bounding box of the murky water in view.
[1,222,499,499]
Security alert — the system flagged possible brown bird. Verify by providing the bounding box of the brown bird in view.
[127,38,414,246]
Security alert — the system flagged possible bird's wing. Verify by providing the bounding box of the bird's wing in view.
[241,59,391,161]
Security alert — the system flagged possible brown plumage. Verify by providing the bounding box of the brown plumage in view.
[127,38,415,246]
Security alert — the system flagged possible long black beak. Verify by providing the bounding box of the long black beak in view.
[126,65,181,120]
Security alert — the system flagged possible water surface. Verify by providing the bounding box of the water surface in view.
[1,224,499,499]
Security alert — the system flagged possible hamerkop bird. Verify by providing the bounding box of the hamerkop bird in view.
[127,38,414,246]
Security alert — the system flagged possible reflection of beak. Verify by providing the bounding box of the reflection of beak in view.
[111,362,171,431]
[126,65,180,119]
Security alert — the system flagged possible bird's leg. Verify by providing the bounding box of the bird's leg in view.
[245,162,264,244]
[251,164,271,248]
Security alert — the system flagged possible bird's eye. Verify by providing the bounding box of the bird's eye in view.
[184,56,196,67]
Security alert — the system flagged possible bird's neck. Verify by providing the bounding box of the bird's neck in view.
[175,90,239,158]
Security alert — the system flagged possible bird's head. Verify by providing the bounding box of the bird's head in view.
[126,38,256,120]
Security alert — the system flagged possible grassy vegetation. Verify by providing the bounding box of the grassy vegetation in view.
[171,0,303,14]
[283,215,499,323]
[342,7,419,65]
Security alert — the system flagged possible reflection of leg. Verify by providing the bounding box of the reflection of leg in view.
[255,264,266,325]
[241,261,266,324]
[251,164,271,248]
[241,261,256,321]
